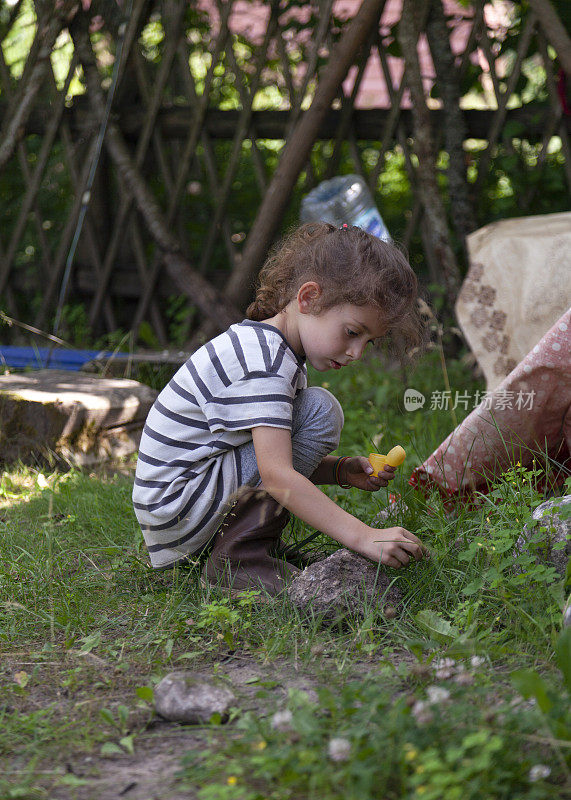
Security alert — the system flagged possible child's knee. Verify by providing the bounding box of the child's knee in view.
[294,386,344,449]
[314,387,344,436]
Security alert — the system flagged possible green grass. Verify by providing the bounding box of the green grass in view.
[1,350,570,798]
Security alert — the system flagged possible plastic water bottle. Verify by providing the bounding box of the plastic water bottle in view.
[300,174,390,241]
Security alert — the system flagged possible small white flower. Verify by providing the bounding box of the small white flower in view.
[434,658,456,679]
[470,656,485,669]
[434,657,456,670]
[528,764,551,782]
[270,710,293,732]
[435,666,455,679]
[412,700,434,725]
[328,737,351,762]
[454,671,474,686]
[426,685,450,705]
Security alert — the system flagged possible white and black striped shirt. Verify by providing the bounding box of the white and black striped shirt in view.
[133,320,307,567]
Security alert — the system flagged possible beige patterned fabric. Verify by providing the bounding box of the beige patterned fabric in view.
[456,211,571,391]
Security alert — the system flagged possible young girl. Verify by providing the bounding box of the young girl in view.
[133,223,428,594]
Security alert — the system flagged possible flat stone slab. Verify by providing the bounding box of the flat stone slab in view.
[0,369,157,465]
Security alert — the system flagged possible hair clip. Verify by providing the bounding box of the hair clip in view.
[340,223,349,229]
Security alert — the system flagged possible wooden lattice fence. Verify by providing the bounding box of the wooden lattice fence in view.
[0,0,569,348]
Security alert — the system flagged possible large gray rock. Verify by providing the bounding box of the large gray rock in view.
[287,548,403,622]
[154,673,236,724]
[516,495,571,579]
[0,370,157,466]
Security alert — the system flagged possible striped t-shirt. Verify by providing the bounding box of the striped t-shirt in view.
[133,320,308,568]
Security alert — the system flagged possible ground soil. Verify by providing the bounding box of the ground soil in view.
[3,648,415,800]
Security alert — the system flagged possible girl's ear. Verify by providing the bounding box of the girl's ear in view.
[297,281,321,314]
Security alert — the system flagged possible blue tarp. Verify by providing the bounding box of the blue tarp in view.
[0,347,128,371]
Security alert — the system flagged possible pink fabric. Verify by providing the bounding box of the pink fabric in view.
[410,309,571,496]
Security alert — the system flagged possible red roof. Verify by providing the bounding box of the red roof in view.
[198,0,513,109]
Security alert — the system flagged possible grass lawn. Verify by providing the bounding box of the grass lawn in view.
[1,350,570,799]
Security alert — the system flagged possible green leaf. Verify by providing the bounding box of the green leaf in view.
[58,775,89,787]
[120,735,135,755]
[99,708,116,727]
[118,705,129,728]
[555,627,571,694]
[415,610,459,643]
[405,639,428,662]
[510,669,553,713]
[136,686,154,703]
[100,741,123,756]
[78,630,101,654]
[462,580,483,596]
[177,652,200,661]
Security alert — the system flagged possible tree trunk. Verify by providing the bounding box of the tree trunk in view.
[426,0,477,254]
[224,0,386,310]
[398,0,462,308]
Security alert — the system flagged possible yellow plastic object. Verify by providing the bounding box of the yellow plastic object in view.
[386,445,406,466]
[368,445,406,476]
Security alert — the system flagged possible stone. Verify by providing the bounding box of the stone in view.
[0,369,157,466]
[154,672,236,724]
[515,495,571,579]
[287,548,403,623]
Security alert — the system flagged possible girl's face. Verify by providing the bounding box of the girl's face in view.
[296,293,387,372]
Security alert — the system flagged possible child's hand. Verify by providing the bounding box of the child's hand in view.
[341,456,395,491]
[356,525,428,568]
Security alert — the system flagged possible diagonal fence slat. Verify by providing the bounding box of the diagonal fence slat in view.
[197,0,281,276]
[175,44,237,267]
[474,11,538,195]
[0,43,66,301]
[0,2,68,170]
[283,0,334,191]
[398,2,480,258]
[323,16,379,181]
[88,0,186,328]
[130,11,236,334]
[58,118,117,332]
[224,37,267,195]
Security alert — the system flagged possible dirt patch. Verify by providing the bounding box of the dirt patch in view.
[3,649,414,799]
[55,729,203,800]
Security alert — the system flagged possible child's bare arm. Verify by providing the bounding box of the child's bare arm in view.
[252,426,427,568]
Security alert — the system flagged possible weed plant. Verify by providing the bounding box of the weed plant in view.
[0,350,569,797]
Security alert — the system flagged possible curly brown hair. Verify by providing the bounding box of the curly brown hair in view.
[247,222,422,348]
